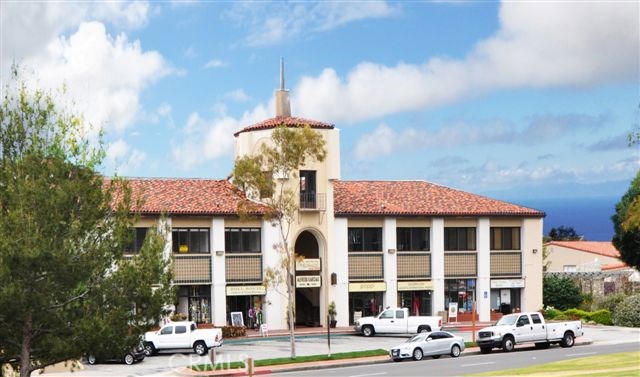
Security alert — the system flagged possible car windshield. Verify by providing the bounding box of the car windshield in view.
[406,334,424,343]
[496,315,518,326]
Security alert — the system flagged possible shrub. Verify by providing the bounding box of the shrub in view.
[563,308,589,320]
[589,309,613,325]
[170,313,188,321]
[612,294,640,327]
[543,275,582,310]
[553,314,570,320]
[579,293,594,311]
[594,293,626,314]
[221,325,247,338]
[542,307,560,319]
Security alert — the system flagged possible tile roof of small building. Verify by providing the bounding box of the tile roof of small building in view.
[233,116,334,137]
[333,180,545,217]
[110,178,268,216]
[545,241,620,258]
[601,262,629,271]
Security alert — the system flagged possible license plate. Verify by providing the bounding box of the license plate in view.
[392,350,399,356]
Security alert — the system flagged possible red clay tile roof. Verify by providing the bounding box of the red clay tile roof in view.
[109,178,267,216]
[234,116,334,137]
[545,241,620,258]
[333,180,545,217]
[601,262,629,271]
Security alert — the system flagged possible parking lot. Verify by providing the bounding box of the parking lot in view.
[39,325,639,377]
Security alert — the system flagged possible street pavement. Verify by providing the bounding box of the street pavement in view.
[37,324,640,377]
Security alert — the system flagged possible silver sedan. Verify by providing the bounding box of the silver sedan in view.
[389,331,465,361]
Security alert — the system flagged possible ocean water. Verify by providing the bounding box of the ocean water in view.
[515,197,618,241]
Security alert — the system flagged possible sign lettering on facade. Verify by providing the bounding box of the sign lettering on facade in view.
[295,275,321,288]
[490,279,525,289]
[226,285,267,296]
[397,281,433,291]
[348,282,387,292]
[296,258,321,271]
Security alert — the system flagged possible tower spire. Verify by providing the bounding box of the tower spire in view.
[275,57,291,118]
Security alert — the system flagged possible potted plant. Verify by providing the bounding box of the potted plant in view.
[328,301,337,328]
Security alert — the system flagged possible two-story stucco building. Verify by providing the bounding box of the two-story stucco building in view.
[125,67,545,329]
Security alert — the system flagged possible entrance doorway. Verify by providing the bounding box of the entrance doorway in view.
[294,230,320,326]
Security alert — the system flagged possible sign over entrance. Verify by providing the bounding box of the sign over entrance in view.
[491,279,525,289]
[296,275,321,288]
[348,282,387,292]
[296,258,321,271]
[397,281,433,291]
[226,285,266,296]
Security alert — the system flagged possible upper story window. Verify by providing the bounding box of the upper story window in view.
[172,228,209,253]
[397,227,430,251]
[300,170,317,209]
[225,228,261,253]
[125,227,148,254]
[348,228,382,252]
[444,227,476,251]
[491,227,521,250]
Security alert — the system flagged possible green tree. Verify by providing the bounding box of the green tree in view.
[232,124,326,358]
[543,275,582,310]
[0,80,174,376]
[612,171,640,270]
[548,226,582,241]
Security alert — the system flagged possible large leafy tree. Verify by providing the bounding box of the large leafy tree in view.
[0,79,173,376]
[543,275,582,310]
[548,226,582,241]
[232,124,326,358]
[612,171,640,270]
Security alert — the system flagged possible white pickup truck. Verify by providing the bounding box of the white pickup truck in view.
[143,321,223,356]
[476,312,583,353]
[354,307,442,337]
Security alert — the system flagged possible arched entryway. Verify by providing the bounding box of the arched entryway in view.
[294,230,321,326]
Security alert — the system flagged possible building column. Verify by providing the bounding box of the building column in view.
[522,218,543,312]
[211,218,226,326]
[431,218,445,316]
[477,218,491,322]
[262,221,286,330]
[332,218,349,327]
[383,218,397,308]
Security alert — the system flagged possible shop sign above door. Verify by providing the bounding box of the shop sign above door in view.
[490,279,525,289]
[348,282,387,292]
[226,285,266,296]
[296,258,321,271]
[296,275,321,288]
[397,281,433,291]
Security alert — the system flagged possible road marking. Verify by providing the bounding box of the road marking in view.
[567,352,597,357]
[462,362,496,367]
[349,373,387,377]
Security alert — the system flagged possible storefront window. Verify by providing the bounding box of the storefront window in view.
[349,292,383,324]
[444,279,476,313]
[490,288,522,314]
[226,294,264,328]
[398,290,432,316]
[177,285,211,323]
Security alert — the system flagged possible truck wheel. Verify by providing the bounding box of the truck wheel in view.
[143,342,157,356]
[87,355,97,365]
[502,336,515,352]
[412,348,423,361]
[123,353,135,365]
[194,341,208,356]
[450,344,461,358]
[560,332,575,348]
[480,347,492,354]
[418,325,431,333]
[362,325,375,337]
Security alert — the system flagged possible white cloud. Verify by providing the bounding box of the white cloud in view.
[105,139,147,175]
[171,101,272,169]
[293,2,639,123]
[225,1,397,46]
[203,59,227,69]
[223,89,250,102]
[18,21,170,133]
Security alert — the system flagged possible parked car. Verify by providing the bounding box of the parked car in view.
[144,321,223,356]
[390,331,465,361]
[86,345,145,365]
[354,307,442,337]
[476,312,583,353]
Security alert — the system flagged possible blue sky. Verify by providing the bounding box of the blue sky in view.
[1,1,638,203]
